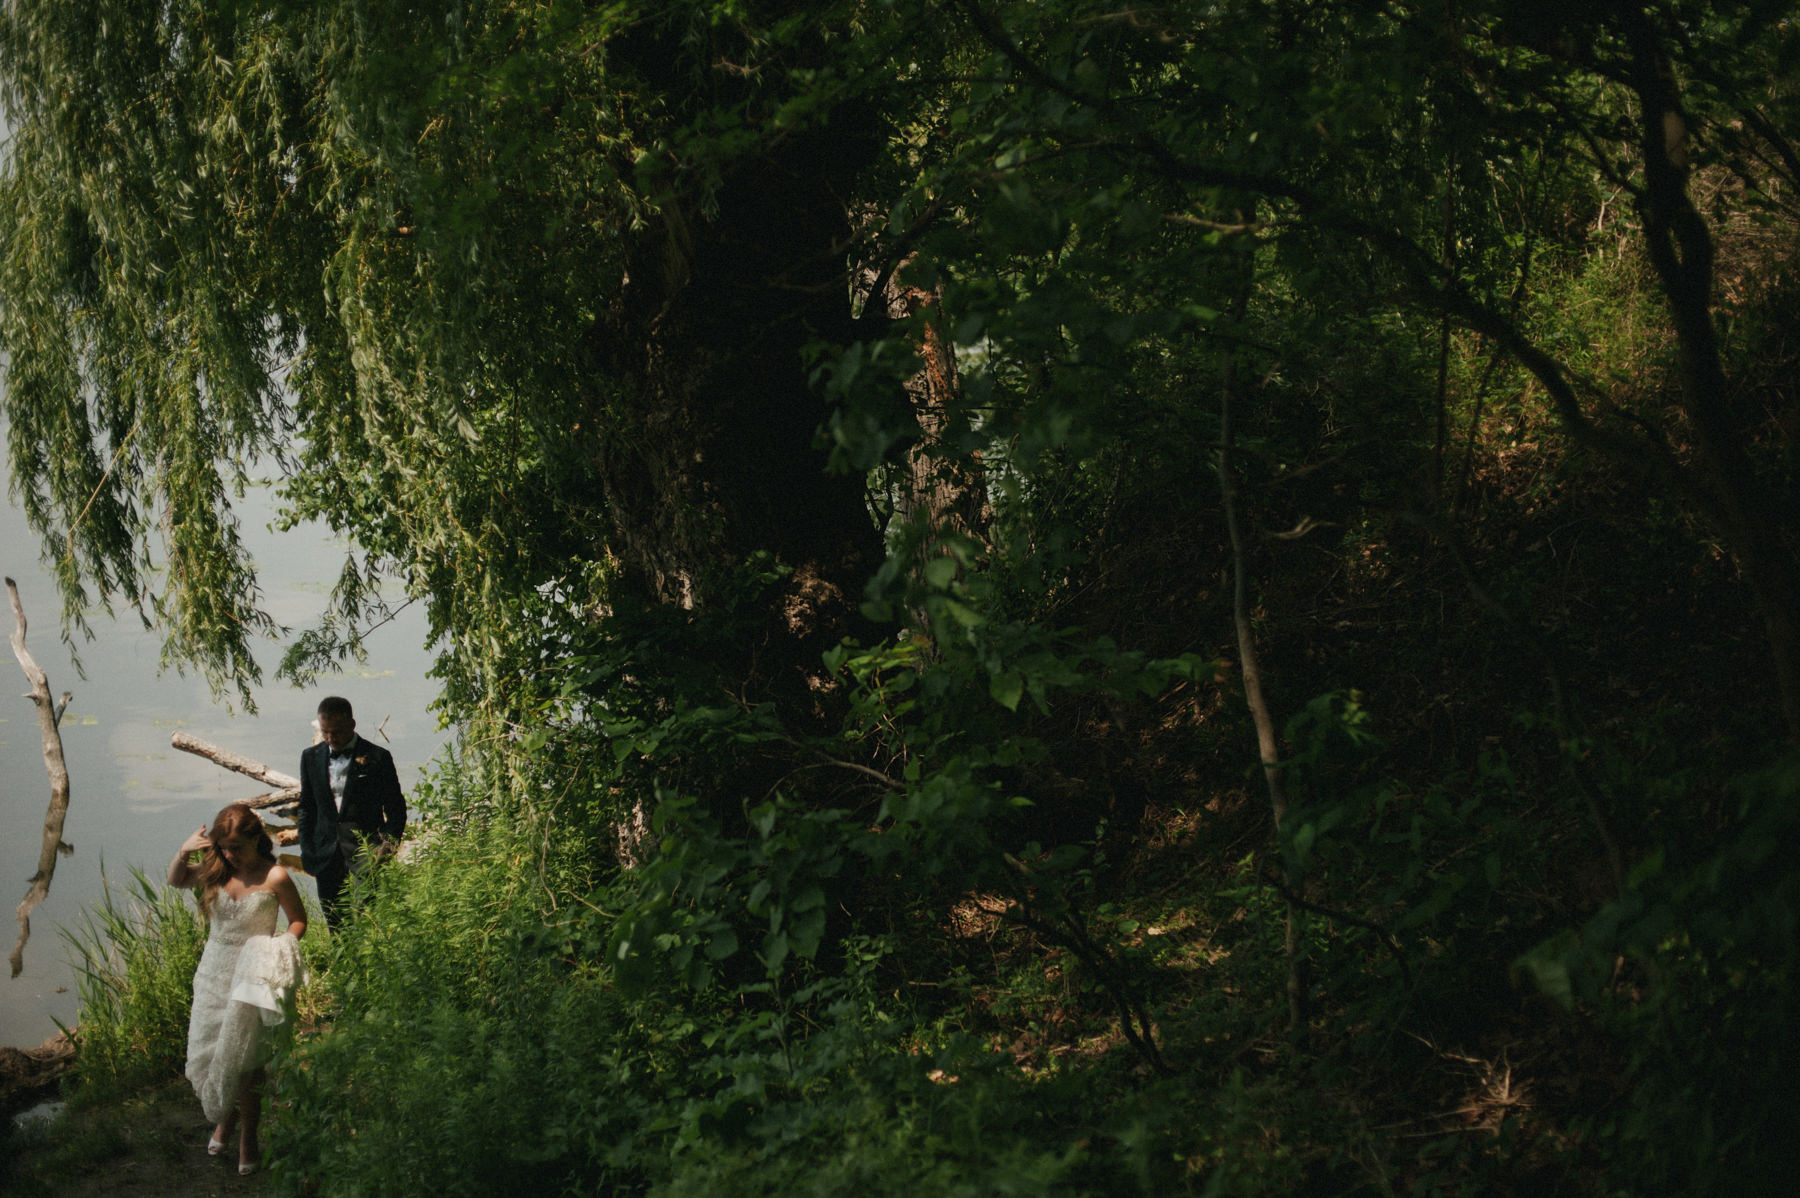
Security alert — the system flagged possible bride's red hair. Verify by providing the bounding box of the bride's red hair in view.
[196,802,275,916]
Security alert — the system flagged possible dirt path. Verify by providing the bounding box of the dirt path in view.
[4,1080,271,1198]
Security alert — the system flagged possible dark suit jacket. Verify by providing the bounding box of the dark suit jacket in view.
[297,736,406,876]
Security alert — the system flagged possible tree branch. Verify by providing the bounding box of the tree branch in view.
[1258,869,1411,988]
[7,578,74,979]
[168,731,301,790]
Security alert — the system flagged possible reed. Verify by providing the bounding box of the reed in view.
[57,868,205,1104]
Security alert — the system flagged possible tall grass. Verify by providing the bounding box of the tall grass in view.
[58,868,205,1104]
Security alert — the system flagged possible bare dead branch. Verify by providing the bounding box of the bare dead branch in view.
[7,577,74,979]
[168,731,300,790]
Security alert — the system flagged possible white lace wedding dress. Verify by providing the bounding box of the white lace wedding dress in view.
[185,889,305,1123]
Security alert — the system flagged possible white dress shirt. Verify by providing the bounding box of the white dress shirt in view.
[328,744,353,813]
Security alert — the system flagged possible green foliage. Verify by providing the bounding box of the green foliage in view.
[268,807,627,1195]
[1514,755,1800,1196]
[9,1,1800,1194]
[264,757,1202,1197]
[58,870,205,1104]
[649,1049,1175,1198]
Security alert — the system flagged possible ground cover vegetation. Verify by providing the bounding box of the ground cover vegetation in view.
[3,0,1798,1193]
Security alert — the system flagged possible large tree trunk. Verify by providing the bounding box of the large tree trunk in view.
[1622,17,1800,742]
[583,91,886,716]
[889,275,990,549]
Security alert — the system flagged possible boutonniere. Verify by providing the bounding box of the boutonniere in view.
[355,755,370,766]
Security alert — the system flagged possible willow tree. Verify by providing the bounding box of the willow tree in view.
[0,1,930,730]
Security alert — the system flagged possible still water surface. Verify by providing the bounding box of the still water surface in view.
[0,435,448,1049]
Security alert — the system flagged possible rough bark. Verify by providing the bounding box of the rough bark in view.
[581,76,889,721]
[597,162,884,615]
[889,274,990,548]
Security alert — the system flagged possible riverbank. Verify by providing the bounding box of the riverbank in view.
[0,435,447,1053]
[4,1076,270,1197]
[0,1030,74,1110]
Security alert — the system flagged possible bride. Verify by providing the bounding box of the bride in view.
[167,802,307,1176]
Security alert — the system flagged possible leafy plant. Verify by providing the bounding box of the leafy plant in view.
[58,870,205,1104]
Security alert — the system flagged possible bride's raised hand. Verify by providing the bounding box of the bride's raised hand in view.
[169,825,210,887]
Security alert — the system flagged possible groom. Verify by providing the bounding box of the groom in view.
[297,695,406,930]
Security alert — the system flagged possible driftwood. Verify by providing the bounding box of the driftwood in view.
[168,721,402,864]
[0,1032,75,1108]
[171,731,301,820]
[7,577,74,980]
[168,731,299,790]
[237,787,301,812]
[168,730,303,849]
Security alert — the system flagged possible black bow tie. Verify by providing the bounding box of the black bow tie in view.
[330,748,353,761]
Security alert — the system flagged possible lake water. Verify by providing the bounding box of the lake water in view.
[0,429,448,1050]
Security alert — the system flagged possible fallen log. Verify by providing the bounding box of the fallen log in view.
[169,734,301,851]
[169,732,300,790]
[238,786,302,812]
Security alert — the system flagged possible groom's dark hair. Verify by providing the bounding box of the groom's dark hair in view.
[317,695,354,721]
